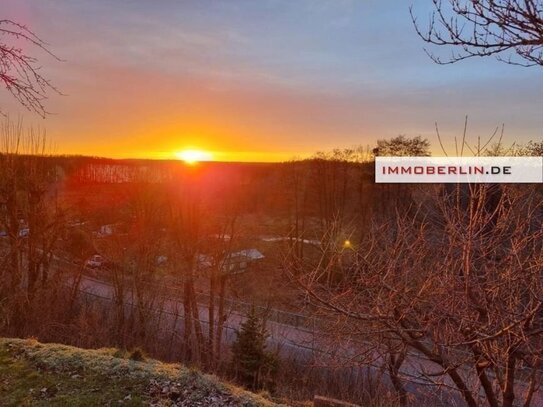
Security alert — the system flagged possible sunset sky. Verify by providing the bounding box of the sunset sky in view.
[2,0,542,161]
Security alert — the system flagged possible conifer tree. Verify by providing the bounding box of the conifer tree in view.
[231,309,278,391]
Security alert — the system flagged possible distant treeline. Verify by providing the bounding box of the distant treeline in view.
[0,153,420,237]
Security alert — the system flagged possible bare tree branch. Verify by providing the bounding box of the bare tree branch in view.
[0,19,60,117]
[411,1,543,66]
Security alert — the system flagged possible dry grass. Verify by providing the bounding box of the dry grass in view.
[0,337,284,406]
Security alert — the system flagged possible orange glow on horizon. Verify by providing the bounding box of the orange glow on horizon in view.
[175,149,213,164]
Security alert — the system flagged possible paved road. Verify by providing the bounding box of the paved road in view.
[59,257,541,406]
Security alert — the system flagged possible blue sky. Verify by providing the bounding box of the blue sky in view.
[1,0,541,159]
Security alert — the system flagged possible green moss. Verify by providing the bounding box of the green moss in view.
[0,338,281,406]
[0,341,146,406]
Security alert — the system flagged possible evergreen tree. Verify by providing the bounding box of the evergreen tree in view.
[231,309,278,391]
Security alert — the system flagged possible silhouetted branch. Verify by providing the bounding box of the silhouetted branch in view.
[411,1,543,66]
[0,19,60,117]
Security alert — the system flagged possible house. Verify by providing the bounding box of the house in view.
[197,248,264,275]
[93,224,120,238]
[99,224,115,236]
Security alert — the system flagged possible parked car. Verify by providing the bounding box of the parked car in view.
[156,255,168,266]
[85,254,105,269]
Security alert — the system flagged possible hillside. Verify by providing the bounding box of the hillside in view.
[0,338,283,406]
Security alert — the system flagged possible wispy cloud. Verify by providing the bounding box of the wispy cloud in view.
[1,0,541,160]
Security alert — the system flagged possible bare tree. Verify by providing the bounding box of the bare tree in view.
[167,176,207,365]
[0,118,65,329]
[0,19,59,116]
[518,140,543,156]
[411,1,543,66]
[373,135,430,157]
[292,182,543,406]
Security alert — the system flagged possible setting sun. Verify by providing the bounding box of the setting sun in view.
[175,149,213,164]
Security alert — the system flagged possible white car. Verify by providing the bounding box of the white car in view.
[156,255,168,266]
[85,254,105,268]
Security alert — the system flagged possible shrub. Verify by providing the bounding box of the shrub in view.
[129,347,146,362]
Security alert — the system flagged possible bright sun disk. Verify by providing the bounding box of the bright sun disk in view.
[175,149,213,164]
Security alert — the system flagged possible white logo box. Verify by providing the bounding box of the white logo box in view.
[375,157,543,183]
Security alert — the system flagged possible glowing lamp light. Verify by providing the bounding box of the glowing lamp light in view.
[343,239,352,249]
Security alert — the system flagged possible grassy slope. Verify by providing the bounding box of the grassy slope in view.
[0,338,282,406]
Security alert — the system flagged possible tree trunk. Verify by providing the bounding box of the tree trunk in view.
[207,269,216,368]
[387,350,407,407]
[182,278,193,362]
[503,353,516,407]
[214,276,227,368]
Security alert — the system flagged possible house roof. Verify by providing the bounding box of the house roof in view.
[232,248,264,261]
[197,248,264,269]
